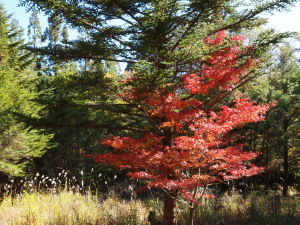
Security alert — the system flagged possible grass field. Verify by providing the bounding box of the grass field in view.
[1,173,300,224]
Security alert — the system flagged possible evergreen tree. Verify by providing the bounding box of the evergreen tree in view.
[61,24,69,43]
[32,62,113,176]
[0,4,52,176]
[19,0,296,65]
[276,44,300,196]
[26,6,116,176]
[244,43,300,196]
[19,1,299,223]
[28,7,42,47]
[45,12,62,45]
[19,0,297,131]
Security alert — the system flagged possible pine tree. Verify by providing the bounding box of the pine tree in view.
[18,1,299,223]
[19,0,296,65]
[46,12,63,45]
[32,61,113,176]
[274,44,300,196]
[61,24,68,43]
[28,7,42,47]
[25,6,116,176]
[244,42,300,196]
[19,0,297,131]
[0,4,52,176]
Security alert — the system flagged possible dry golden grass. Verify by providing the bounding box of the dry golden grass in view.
[0,191,149,225]
[1,189,300,225]
[1,171,300,225]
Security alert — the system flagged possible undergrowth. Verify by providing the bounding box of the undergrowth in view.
[0,191,149,225]
[1,171,300,225]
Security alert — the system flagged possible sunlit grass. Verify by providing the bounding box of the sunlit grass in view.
[0,191,149,225]
[175,192,300,225]
[1,170,300,225]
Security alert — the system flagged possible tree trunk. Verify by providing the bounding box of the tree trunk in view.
[263,132,271,193]
[228,180,234,196]
[161,125,177,225]
[282,117,289,196]
[189,206,195,225]
[164,191,177,225]
[242,177,249,199]
[188,187,199,225]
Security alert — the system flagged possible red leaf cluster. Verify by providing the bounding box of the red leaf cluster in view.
[92,31,272,202]
[184,32,258,95]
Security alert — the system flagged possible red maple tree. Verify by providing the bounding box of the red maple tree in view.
[91,31,273,224]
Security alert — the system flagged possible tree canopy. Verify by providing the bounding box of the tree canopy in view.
[0,4,52,176]
[16,0,300,224]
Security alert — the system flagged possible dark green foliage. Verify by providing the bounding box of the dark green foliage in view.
[43,12,63,44]
[242,42,300,195]
[28,7,42,47]
[32,65,110,175]
[17,0,300,193]
[20,0,297,66]
[0,4,52,176]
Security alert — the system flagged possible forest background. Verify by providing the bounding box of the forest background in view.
[0,0,300,225]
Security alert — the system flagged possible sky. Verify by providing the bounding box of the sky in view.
[1,0,300,36]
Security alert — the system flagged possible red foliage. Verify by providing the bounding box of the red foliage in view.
[184,31,258,95]
[92,31,272,202]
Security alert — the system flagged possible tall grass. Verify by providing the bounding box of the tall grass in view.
[1,171,300,225]
[175,192,300,225]
[0,170,150,225]
[0,191,149,225]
